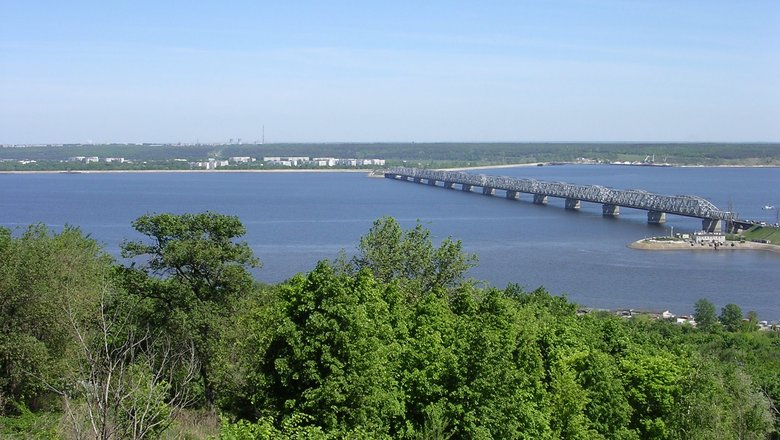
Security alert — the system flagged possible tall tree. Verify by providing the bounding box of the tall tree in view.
[120,212,259,408]
[0,225,111,412]
[257,262,403,434]
[693,298,717,330]
[719,304,744,332]
[353,217,477,299]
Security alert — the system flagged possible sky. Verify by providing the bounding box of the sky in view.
[1,0,779,144]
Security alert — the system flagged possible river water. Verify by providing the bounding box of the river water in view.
[1,165,778,319]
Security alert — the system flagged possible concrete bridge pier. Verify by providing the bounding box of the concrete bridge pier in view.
[462,184,472,192]
[533,194,548,205]
[413,177,422,183]
[483,187,495,196]
[444,181,455,189]
[647,211,667,224]
[506,190,520,200]
[427,179,437,186]
[602,204,620,217]
[565,198,581,210]
[702,218,722,233]
[726,220,751,234]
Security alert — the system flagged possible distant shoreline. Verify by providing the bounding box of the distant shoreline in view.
[629,239,780,255]
[0,168,374,175]
[2,162,778,175]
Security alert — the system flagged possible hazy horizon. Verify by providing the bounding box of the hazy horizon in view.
[2,1,779,144]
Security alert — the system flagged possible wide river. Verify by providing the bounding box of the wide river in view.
[2,165,778,320]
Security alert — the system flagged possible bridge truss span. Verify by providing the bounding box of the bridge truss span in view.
[384,167,736,230]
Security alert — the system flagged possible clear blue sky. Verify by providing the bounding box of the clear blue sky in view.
[2,0,778,143]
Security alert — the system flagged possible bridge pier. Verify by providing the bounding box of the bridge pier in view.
[413,177,422,183]
[427,179,437,186]
[565,198,581,210]
[506,190,519,200]
[482,187,495,196]
[726,220,751,234]
[602,204,620,217]
[444,181,455,189]
[702,219,722,233]
[462,184,472,192]
[533,194,548,205]
[647,211,667,224]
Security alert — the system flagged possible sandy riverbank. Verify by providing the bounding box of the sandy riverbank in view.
[629,239,780,255]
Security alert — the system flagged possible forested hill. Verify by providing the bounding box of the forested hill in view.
[1,215,778,439]
[2,142,780,168]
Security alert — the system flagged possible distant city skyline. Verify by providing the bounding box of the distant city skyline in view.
[2,1,779,144]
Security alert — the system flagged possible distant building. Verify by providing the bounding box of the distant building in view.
[190,158,229,170]
[84,156,99,164]
[104,157,125,163]
[313,157,337,167]
[264,156,309,166]
[358,158,386,166]
[693,231,726,244]
[230,156,255,163]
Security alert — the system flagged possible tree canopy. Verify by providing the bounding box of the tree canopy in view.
[1,215,777,439]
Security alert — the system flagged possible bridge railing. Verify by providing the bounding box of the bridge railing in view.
[386,167,735,221]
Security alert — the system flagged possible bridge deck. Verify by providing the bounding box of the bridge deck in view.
[385,167,735,222]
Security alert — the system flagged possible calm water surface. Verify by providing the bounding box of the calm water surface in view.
[1,165,778,319]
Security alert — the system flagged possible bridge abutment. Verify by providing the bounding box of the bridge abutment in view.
[647,211,667,224]
[702,219,722,233]
[602,204,620,216]
[533,194,548,205]
[565,198,581,210]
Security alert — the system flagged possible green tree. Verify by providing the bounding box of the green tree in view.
[693,298,717,330]
[352,217,476,300]
[0,225,111,412]
[719,304,744,332]
[255,262,403,434]
[120,212,259,408]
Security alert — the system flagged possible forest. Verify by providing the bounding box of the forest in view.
[1,213,778,439]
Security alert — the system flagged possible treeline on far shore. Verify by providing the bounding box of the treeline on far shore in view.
[2,142,780,171]
[1,214,778,439]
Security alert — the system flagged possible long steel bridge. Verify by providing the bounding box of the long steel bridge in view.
[384,167,737,232]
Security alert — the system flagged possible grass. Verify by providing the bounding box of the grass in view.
[742,225,780,244]
[0,407,220,440]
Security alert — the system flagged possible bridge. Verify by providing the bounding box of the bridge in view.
[384,167,737,232]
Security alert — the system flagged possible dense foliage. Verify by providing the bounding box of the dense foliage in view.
[1,216,778,439]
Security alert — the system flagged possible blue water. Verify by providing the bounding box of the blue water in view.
[1,165,778,319]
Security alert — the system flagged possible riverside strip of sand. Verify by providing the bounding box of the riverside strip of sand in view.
[437,163,542,171]
[629,239,780,255]
[0,163,543,175]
